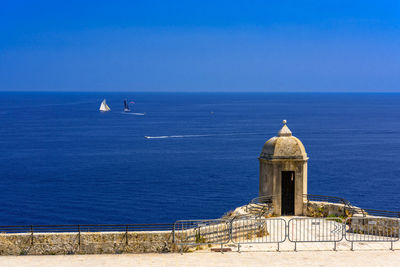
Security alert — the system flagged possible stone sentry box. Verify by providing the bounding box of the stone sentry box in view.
[259,120,308,216]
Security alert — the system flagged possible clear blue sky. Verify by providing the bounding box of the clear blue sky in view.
[0,0,399,92]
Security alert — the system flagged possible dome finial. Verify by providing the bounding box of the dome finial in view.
[278,120,292,137]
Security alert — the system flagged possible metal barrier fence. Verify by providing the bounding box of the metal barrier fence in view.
[230,217,286,251]
[172,217,399,252]
[173,219,230,251]
[345,217,400,250]
[288,217,344,251]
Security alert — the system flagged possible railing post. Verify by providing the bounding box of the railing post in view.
[78,225,81,249]
[342,201,346,217]
[125,225,129,245]
[229,221,233,243]
[30,225,33,245]
[172,224,175,243]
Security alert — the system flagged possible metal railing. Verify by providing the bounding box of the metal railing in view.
[248,194,400,219]
[0,223,175,247]
[304,194,350,205]
[303,194,400,219]
[246,195,275,217]
[345,217,400,250]
[304,194,352,217]
[352,208,400,218]
[173,219,230,249]
[0,223,174,234]
[173,219,231,245]
[174,216,400,252]
[230,217,286,251]
[288,217,345,251]
[250,195,275,204]
[0,217,399,252]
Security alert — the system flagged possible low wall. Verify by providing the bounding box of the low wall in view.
[303,201,348,217]
[0,221,269,255]
[0,231,176,256]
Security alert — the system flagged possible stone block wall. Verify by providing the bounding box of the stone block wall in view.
[303,201,348,217]
[0,231,176,256]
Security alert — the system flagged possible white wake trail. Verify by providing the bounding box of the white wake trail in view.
[121,112,146,116]
[144,132,262,139]
[145,134,210,139]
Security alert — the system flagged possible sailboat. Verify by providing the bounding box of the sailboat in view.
[99,99,111,112]
[123,99,130,112]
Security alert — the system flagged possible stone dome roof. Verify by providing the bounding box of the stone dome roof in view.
[260,120,308,160]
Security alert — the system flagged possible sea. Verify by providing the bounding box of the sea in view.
[0,92,399,225]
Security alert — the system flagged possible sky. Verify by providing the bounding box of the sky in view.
[0,0,399,92]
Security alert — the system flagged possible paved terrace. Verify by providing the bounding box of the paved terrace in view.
[1,250,399,267]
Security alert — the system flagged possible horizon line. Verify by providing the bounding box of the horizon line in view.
[1,91,400,94]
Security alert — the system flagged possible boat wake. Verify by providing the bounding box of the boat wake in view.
[121,112,146,116]
[144,132,261,139]
[145,134,210,139]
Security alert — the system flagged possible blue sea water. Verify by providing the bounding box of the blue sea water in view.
[0,92,400,225]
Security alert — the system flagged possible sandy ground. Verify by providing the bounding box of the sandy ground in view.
[0,250,400,267]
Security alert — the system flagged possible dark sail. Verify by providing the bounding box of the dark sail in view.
[124,99,130,112]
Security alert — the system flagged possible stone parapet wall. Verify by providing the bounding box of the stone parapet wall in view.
[0,231,176,256]
[0,220,271,255]
[303,201,348,217]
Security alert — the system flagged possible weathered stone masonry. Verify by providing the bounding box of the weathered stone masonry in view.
[0,231,176,255]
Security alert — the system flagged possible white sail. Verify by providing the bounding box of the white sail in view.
[99,99,110,111]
